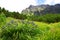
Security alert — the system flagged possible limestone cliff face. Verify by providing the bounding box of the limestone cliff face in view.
[22,4,60,15]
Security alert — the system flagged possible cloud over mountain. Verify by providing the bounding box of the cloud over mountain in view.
[0,0,60,12]
[0,0,37,12]
[44,0,60,5]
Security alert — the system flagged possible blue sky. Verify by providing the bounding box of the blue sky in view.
[37,0,60,5]
[0,0,60,12]
[37,0,45,5]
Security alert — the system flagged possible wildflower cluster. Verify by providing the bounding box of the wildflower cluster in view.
[0,20,42,40]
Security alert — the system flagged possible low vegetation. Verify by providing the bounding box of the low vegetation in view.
[0,13,60,40]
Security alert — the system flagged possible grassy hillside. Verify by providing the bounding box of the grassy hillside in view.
[0,13,60,40]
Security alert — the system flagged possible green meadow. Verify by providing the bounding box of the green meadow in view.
[0,13,60,40]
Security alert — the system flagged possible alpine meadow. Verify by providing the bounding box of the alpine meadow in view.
[0,0,60,40]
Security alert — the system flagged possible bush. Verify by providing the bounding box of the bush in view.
[0,13,6,27]
[39,14,60,23]
[27,14,60,23]
[0,20,42,40]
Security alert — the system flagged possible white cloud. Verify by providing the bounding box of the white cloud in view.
[44,0,54,5]
[54,0,60,4]
[0,0,37,12]
[44,0,60,5]
[0,0,60,12]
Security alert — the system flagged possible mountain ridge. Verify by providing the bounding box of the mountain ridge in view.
[22,4,60,15]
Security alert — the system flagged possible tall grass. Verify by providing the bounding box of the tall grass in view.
[0,13,60,40]
[0,20,42,40]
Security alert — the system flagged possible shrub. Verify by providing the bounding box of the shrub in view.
[0,13,6,27]
[0,20,42,40]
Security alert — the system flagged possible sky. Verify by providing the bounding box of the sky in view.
[0,0,60,12]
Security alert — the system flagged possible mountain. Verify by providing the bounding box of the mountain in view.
[21,4,60,15]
